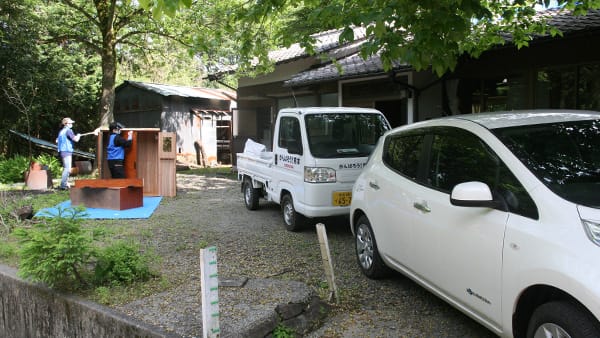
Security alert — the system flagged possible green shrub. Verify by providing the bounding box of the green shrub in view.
[35,153,62,179]
[14,207,93,289]
[0,155,30,184]
[94,241,155,286]
[0,153,64,183]
[9,202,157,290]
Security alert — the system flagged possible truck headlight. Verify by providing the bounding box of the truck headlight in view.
[304,167,336,183]
[582,219,600,247]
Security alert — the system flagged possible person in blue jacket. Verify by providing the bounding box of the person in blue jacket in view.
[56,117,80,190]
[107,122,133,178]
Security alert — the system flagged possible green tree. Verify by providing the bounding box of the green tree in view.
[42,0,237,126]
[41,0,177,126]
[155,0,600,76]
[0,0,100,155]
[117,38,206,86]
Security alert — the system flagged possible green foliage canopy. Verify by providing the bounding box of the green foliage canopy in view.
[0,0,101,156]
[154,0,600,76]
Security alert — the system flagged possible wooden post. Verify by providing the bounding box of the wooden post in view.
[316,223,338,303]
[200,246,220,338]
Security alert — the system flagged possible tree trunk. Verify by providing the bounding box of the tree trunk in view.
[96,0,117,127]
[99,44,116,127]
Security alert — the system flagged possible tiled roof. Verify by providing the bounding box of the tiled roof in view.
[283,8,600,87]
[284,51,410,87]
[539,8,600,33]
[268,27,367,63]
[120,81,236,101]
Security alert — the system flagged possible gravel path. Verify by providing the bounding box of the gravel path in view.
[115,173,496,337]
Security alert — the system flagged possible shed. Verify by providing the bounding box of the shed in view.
[114,81,236,165]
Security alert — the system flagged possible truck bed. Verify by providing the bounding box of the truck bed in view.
[237,152,274,184]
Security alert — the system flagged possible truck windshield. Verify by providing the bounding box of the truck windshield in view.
[305,113,389,158]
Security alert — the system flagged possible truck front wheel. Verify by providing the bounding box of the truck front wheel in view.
[281,194,305,231]
[243,178,260,210]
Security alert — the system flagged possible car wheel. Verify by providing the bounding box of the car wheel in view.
[354,215,390,279]
[527,301,600,338]
[243,178,259,210]
[281,194,304,231]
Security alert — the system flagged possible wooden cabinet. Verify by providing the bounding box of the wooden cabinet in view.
[96,128,176,197]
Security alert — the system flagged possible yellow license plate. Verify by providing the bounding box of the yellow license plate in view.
[332,191,352,206]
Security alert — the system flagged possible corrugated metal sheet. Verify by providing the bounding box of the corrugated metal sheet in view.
[9,130,95,160]
[123,81,236,101]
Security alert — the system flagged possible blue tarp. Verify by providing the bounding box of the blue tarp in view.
[35,196,162,219]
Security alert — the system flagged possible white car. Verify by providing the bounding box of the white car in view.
[350,110,600,338]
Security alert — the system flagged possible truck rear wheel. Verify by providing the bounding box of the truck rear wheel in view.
[281,194,305,231]
[243,178,260,210]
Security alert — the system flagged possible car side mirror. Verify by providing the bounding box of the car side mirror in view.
[450,181,505,210]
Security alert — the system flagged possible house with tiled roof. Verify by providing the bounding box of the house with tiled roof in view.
[230,8,600,158]
[114,81,236,165]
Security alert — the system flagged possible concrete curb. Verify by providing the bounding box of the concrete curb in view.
[0,264,329,337]
[0,264,177,337]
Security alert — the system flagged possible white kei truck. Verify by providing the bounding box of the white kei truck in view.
[237,107,390,231]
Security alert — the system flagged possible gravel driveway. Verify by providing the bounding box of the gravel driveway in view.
[116,173,496,337]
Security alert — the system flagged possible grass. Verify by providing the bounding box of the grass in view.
[0,168,234,306]
[0,188,164,304]
[87,275,172,305]
[178,166,237,179]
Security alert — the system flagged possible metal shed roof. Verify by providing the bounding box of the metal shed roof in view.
[119,81,236,101]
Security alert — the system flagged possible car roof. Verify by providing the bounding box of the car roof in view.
[445,109,600,129]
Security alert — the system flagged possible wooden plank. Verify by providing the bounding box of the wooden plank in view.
[158,132,177,197]
[74,178,143,188]
[124,131,137,179]
[137,132,159,196]
[316,223,338,303]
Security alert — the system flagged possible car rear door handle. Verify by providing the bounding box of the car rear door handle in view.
[413,201,431,213]
[369,181,380,190]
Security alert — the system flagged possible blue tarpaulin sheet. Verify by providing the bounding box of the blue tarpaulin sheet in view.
[35,197,162,219]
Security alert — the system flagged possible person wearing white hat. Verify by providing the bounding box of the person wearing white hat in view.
[56,117,81,190]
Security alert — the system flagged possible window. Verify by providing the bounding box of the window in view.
[426,127,538,219]
[494,119,600,209]
[278,117,302,154]
[535,63,600,110]
[382,131,426,181]
[426,128,498,191]
[306,113,389,158]
[535,67,577,109]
